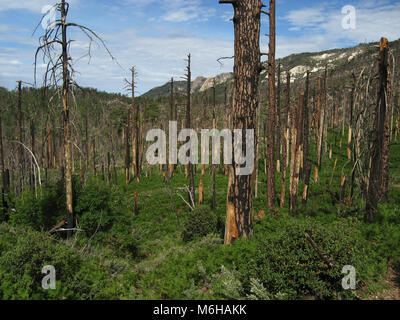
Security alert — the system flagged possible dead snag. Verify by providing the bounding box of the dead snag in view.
[212,81,217,212]
[17,80,23,194]
[317,77,325,171]
[201,91,206,177]
[380,45,392,200]
[199,179,204,205]
[34,0,118,238]
[130,67,139,179]
[92,138,97,177]
[220,0,262,244]
[107,152,111,185]
[302,71,311,178]
[366,38,390,221]
[276,64,281,173]
[266,0,276,209]
[280,72,290,208]
[290,91,304,212]
[184,54,195,207]
[169,78,175,178]
[0,101,7,214]
[302,161,312,206]
[124,114,130,185]
[289,99,297,207]
[85,111,89,175]
[340,172,346,202]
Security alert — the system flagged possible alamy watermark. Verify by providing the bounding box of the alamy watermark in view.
[341,5,356,30]
[41,265,56,290]
[341,265,356,290]
[146,121,254,176]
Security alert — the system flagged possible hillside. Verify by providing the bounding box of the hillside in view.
[142,39,400,98]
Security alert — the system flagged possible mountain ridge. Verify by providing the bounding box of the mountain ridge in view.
[141,39,400,99]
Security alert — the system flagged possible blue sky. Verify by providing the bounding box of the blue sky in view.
[0,0,400,95]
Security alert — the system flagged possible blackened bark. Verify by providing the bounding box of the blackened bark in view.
[365,38,390,222]
[220,0,262,244]
[280,72,290,208]
[267,0,276,209]
[185,54,195,207]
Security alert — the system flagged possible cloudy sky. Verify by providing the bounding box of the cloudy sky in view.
[0,0,399,95]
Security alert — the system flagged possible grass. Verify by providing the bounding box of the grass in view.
[0,128,399,300]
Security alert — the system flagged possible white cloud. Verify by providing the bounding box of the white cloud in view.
[0,0,79,13]
[284,7,326,30]
[280,0,400,57]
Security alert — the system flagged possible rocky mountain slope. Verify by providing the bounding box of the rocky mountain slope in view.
[142,39,400,99]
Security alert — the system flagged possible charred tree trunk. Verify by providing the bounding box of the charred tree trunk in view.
[17,80,23,193]
[302,161,312,206]
[92,138,96,177]
[276,64,281,173]
[169,77,175,178]
[365,38,390,222]
[185,54,195,207]
[280,72,290,208]
[212,81,217,212]
[124,114,130,185]
[0,102,7,217]
[290,91,304,212]
[380,47,392,200]
[302,71,310,179]
[131,67,139,179]
[317,77,324,172]
[61,0,74,238]
[220,0,262,244]
[266,0,276,209]
[85,111,89,175]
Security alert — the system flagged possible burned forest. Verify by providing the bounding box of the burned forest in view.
[0,0,400,302]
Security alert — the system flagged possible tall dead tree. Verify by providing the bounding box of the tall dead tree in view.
[169,77,175,178]
[85,110,89,175]
[0,101,7,215]
[128,67,139,179]
[61,1,73,236]
[220,0,262,244]
[266,0,276,209]
[124,112,130,184]
[302,71,310,178]
[365,38,391,221]
[17,80,23,193]
[276,64,281,173]
[35,0,118,237]
[201,91,207,177]
[290,91,304,211]
[212,80,217,212]
[380,45,393,200]
[317,77,324,172]
[184,54,195,207]
[280,72,290,208]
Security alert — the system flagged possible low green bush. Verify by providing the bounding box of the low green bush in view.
[182,205,218,242]
[242,216,376,299]
[0,223,122,300]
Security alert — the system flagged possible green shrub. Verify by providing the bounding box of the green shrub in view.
[9,177,82,231]
[182,205,218,242]
[0,224,80,299]
[75,179,113,236]
[241,216,374,299]
[0,223,120,300]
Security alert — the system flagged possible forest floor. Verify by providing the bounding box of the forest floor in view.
[366,264,400,300]
[1,130,400,300]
